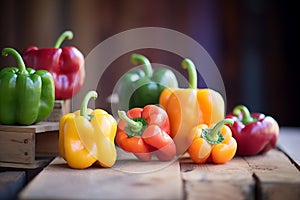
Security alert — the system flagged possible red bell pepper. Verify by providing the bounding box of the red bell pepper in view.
[22,30,85,100]
[116,105,176,161]
[225,105,279,156]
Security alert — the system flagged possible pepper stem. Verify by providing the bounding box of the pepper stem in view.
[202,119,234,144]
[54,30,73,48]
[80,90,98,120]
[118,110,144,135]
[2,48,28,75]
[233,105,257,124]
[131,53,153,78]
[182,58,197,89]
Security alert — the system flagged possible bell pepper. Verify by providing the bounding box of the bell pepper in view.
[59,90,117,169]
[0,48,54,125]
[188,119,237,164]
[159,58,225,155]
[22,30,85,100]
[225,105,279,156]
[117,53,178,110]
[116,105,176,161]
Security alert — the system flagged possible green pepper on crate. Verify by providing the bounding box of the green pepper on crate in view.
[225,105,279,156]
[0,48,55,125]
[117,53,178,110]
[22,30,85,100]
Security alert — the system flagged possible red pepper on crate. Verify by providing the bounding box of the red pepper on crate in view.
[116,105,176,161]
[22,30,85,100]
[225,105,279,156]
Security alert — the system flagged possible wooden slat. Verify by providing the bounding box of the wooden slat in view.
[244,149,300,200]
[277,127,300,166]
[0,171,26,200]
[0,122,59,133]
[180,154,255,200]
[19,152,183,200]
[0,158,52,169]
[0,131,35,164]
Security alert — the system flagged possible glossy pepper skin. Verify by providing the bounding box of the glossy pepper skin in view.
[116,105,176,161]
[159,59,225,155]
[188,119,237,164]
[22,30,85,100]
[117,53,178,110]
[225,105,279,156]
[0,48,54,125]
[59,91,117,169]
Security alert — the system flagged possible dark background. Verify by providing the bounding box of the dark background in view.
[0,0,299,127]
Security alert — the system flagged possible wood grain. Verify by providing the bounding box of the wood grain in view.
[17,128,300,200]
[0,131,35,164]
[180,154,255,200]
[19,154,183,200]
[0,122,59,133]
[244,149,300,200]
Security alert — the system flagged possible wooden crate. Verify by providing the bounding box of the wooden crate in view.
[0,122,59,169]
[44,99,71,122]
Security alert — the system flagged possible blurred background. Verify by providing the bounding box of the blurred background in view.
[0,0,299,127]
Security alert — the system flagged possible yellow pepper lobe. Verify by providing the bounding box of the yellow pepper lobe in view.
[76,109,117,168]
[63,117,96,169]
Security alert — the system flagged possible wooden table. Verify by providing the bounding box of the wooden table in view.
[18,127,300,200]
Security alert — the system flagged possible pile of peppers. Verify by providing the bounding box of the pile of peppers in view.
[57,51,281,168]
[1,29,281,168]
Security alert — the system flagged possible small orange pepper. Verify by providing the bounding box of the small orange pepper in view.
[188,119,237,164]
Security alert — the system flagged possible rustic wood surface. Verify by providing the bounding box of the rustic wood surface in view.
[277,127,300,166]
[18,128,300,200]
[0,122,59,133]
[20,155,183,200]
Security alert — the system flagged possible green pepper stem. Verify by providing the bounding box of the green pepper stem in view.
[233,105,257,124]
[2,48,28,75]
[80,90,98,120]
[118,110,143,133]
[182,58,197,89]
[203,119,234,144]
[131,53,153,78]
[54,30,73,48]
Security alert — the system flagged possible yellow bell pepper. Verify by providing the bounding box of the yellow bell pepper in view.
[159,59,225,155]
[59,90,117,169]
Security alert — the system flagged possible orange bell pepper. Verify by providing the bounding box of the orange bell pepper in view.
[188,119,237,164]
[159,58,225,154]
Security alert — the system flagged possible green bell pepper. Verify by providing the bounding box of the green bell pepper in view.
[117,53,178,110]
[0,48,55,125]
